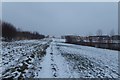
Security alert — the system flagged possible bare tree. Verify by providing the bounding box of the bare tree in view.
[110,29,115,43]
[96,29,102,36]
[87,32,93,42]
[2,21,17,41]
[110,29,115,36]
[96,29,103,43]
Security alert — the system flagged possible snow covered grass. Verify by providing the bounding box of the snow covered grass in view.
[1,38,119,78]
[56,42,119,78]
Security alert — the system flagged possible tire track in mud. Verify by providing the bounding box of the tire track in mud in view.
[50,45,59,78]
[49,41,77,78]
[49,42,72,78]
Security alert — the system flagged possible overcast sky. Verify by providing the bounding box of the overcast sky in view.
[2,2,118,36]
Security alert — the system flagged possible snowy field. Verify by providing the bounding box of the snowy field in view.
[1,38,119,79]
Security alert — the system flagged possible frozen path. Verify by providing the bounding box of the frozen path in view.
[38,44,52,78]
[38,41,77,78]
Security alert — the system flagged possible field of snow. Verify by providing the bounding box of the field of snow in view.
[1,38,119,79]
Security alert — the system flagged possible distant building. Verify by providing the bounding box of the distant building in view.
[111,35,120,43]
[88,35,110,43]
[65,35,84,43]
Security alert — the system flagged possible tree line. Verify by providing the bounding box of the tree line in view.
[1,21,45,41]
